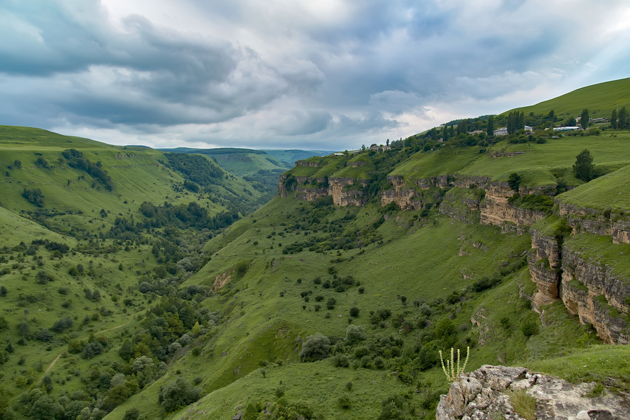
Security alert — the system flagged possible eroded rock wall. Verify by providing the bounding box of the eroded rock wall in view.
[559,201,630,244]
[560,246,630,344]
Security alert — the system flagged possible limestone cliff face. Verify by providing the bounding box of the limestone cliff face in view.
[559,201,630,244]
[560,247,630,344]
[528,229,562,306]
[380,176,423,210]
[278,174,366,206]
[437,365,629,420]
[438,187,482,224]
[328,177,367,207]
[479,184,546,233]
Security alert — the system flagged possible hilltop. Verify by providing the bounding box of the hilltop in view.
[509,77,630,119]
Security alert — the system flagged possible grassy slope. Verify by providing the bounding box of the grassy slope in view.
[391,132,630,187]
[106,193,614,419]
[509,77,630,118]
[0,206,69,246]
[0,126,271,418]
[0,126,263,232]
[557,164,630,211]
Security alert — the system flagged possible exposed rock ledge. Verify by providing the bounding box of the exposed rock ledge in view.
[437,365,629,420]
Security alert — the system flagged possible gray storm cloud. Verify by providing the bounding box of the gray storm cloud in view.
[0,0,629,149]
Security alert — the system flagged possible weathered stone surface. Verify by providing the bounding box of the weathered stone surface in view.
[560,247,630,344]
[437,365,630,420]
[528,229,562,306]
[612,219,630,244]
[438,187,482,224]
[380,176,423,210]
[558,201,630,245]
[479,184,546,233]
[329,177,367,207]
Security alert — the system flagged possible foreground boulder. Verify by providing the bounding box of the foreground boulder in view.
[436,365,629,420]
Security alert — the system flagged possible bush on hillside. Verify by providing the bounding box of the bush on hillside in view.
[22,188,44,207]
[300,333,330,362]
[158,378,200,412]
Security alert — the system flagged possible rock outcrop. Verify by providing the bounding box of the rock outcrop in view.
[438,187,482,224]
[278,175,366,206]
[528,229,562,305]
[380,176,423,210]
[560,246,630,344]
[329,177,367,207]
[559,202,630,245]
[479,184,546,233]
[437,365,629,420]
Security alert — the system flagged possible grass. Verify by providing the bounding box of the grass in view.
[564,233,630,284]
[509,77,630,119]
[526,345,630,393]
[507,389,536,420]
[557,164,630,211]
[389,132,630,188]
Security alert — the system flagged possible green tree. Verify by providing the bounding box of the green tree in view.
[618,107,628,129]
[158,378,200,412]
[580,109,590,129]
[611,109,618,129]
[573,149,595,182]
[507,173,522,192]
[299,333,330,361]
[486,115,495,136]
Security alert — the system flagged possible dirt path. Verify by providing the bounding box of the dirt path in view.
[34,320,132,386]
[42,353,61,376]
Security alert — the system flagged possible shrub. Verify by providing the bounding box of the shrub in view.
[345,325,366,345]
[82,341,104,359]
[349,307,360,318]
[508,173,521,192]
[158,378,200,412]
[300,333,330,362]
[338,396,351,409]
[332,354,350,368]
[123,408,140,420]
[521,320,539,337]
[22,189,44,207]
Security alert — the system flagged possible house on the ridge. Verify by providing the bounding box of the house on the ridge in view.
[493,127,508,136]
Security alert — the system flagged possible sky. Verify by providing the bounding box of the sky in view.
[1,0,630,150]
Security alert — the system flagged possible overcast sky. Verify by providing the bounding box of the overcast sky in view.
[2,0,630,150]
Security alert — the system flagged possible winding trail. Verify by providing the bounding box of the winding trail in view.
[35,320,132,387]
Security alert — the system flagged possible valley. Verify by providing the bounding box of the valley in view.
[1,79,630,419]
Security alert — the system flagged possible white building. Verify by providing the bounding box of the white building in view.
[493,127,508,136]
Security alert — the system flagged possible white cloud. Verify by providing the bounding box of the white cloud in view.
[2,0,630,150]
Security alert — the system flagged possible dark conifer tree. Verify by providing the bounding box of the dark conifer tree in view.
[580,109,590,129]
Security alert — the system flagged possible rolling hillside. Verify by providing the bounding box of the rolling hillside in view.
[3,78,630,420]
[509,77,630,118]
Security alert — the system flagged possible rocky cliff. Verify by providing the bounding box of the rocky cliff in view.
[479,184,546,233]
[560,246,630,344]
[280,164,630,345]
[437,365,629,420]
[278,174,367,206]
[559,202,630,245]
[528,228,562,306]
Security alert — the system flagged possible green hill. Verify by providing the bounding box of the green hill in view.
[160,147,330,202]
[509,77,630,119]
